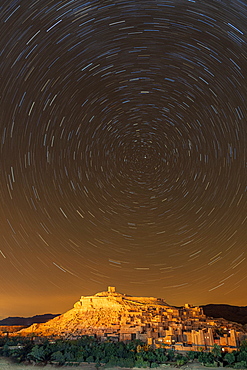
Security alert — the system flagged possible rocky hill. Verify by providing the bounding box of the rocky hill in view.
[17,287,246,340]
[18,287,172,337]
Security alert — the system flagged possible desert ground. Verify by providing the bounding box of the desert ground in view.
[0,357,231,370]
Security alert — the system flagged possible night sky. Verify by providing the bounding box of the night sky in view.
[1,0,246,319]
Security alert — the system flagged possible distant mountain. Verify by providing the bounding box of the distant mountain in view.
[202,304,247,325]
[0,314,59,326]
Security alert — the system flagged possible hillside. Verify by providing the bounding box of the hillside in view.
[202,304,247,325]
[17,286,246,351]
[18,287,172,337]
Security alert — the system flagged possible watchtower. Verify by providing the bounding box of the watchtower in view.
[108,286,116,293]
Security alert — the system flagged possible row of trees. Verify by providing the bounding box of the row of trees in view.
[1,336,247,368]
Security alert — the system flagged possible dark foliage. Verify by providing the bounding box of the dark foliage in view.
[1,336,247,368]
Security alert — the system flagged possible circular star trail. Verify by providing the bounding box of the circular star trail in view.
[0,0,246,316]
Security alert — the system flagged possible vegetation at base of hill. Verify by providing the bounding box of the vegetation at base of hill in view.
[0,336,247,368]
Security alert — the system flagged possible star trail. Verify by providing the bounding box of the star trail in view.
[0,0,246,318]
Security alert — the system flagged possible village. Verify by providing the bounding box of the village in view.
[71,287,245,353]
[1,287,246,354]
[46,286,246,353]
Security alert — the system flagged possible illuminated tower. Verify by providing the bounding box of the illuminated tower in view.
[229,329,237,347]
[108,286,116,293]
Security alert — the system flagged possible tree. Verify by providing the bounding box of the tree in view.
[105,355,119,367]
[28,345,45,363]
[8,348,23,363]
[135,355,149,368]
[177,358,187,366]
[237,350,247,363]
[240,341,247,352]
[154,348,168,363]
[86,355,94,363]
[167,349,175,361]
[120,358,135,367]
[64,350,75,361]
[143,350,156,363]
[186,351,198,360]
[198,351,214,365]
[2,344,10,357]
[225,352,235,365]
[212,344,222,361]
[233,361,247,369]
[51,351,65,365]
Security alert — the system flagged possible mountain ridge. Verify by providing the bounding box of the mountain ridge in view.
[202,304,247,326]
[0,314,59,326]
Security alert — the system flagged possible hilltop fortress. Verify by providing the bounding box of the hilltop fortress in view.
[18,287,246,352]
